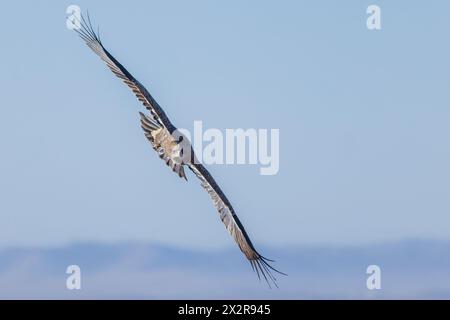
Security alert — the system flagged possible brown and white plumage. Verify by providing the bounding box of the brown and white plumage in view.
[74,13,285,286]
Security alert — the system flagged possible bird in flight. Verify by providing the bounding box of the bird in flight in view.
[73,13,284,286]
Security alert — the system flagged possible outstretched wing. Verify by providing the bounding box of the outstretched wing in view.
[74,13,176,132]
[188,163,285,287]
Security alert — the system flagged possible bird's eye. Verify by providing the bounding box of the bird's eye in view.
[178,136,184,142]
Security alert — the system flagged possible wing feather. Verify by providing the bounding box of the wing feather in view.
[139,113,187,180]
[188,163,285,287]
[74,13,176,132]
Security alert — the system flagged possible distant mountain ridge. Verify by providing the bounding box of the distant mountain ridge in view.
[1,239,449,299]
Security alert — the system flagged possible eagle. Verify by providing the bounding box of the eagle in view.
[73,13,284,286]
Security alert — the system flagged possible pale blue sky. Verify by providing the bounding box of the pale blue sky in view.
[0,1,449,249]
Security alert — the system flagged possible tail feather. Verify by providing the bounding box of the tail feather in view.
[173,164,188,181]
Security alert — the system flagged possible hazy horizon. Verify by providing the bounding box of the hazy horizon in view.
[1,239,450,299]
